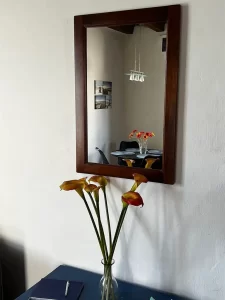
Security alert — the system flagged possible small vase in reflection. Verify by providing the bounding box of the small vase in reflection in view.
[139,140,147,154]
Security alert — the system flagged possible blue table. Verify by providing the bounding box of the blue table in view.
[17,265,191,300]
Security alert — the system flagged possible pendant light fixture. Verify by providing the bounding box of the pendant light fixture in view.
[125,25,147,82]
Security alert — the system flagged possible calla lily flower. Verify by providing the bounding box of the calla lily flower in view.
[84,184,98,193]
[60,178,87,190]
[145,158,158,169]
[60,171,147,267]
[85,184,101,202]
[131,173,148,191]
[123,159,135,167]
[79,177,88,182]
[89,175,108,187]
[133,173,148,183]
[60,179,86,198]
[122,191,144,207]
[93,186,101,202]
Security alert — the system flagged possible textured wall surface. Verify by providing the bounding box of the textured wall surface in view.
[1,1,225,300]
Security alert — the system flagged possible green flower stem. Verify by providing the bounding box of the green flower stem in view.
[130,181,139,192]
[87,192,97,213]
[97,200,109,260]
[103,188,112,249]
[82,195,107,262]
[88,192,109,260]
[108,205,128,263]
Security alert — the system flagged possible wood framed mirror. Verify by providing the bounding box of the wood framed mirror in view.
[75,5,181,184]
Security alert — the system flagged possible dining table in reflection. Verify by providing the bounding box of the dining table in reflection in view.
[110,149,163,168]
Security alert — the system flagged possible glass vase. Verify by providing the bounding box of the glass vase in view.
[138,139,147,154]
[99,259,118,300]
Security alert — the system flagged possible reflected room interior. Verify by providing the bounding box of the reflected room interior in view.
[87,23,167,169]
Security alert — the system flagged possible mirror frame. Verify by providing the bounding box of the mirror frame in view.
[74,5,181,184]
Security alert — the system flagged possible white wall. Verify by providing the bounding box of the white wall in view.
[124,26,166,150]
[87,28,125,164]
[1,1,225,300]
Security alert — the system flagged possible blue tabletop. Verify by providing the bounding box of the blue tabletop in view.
[16,265,191,300]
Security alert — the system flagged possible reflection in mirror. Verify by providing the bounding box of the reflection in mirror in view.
[87,24,167,169]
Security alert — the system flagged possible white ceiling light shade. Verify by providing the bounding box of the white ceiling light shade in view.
[125,70,147,82]
[125,25,147,83]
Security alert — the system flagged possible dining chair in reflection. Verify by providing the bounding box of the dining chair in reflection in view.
[95,147,109,164]
[119,141,139,151]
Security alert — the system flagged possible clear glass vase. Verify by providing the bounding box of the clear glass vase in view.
[138,139,147,154]
[99,259,118,300]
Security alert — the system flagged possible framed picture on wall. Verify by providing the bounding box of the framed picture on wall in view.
[94,80,112,109]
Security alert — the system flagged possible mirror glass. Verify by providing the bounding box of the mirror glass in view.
[87,23,167,170]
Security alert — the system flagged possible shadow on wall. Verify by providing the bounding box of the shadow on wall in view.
[108,5,192,299]
[107,179,194,300]
[0,238,26,300]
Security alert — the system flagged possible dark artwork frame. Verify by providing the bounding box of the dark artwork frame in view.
[74,5,181,184]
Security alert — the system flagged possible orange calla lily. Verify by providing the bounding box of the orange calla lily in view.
[78,177,88,181]
[60,179,86,191]
[123,159,135,167]
[93,186,101,201]
[89,175,108,187]
[60,179,86,198]
[145,158,158,169]
[60,171,147,266]
[67,177,87,184]
[122,191,144,207]
[85,184,101,202]
[84,184,98,193]
[130,173,148,191]
[133,173,148,183]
